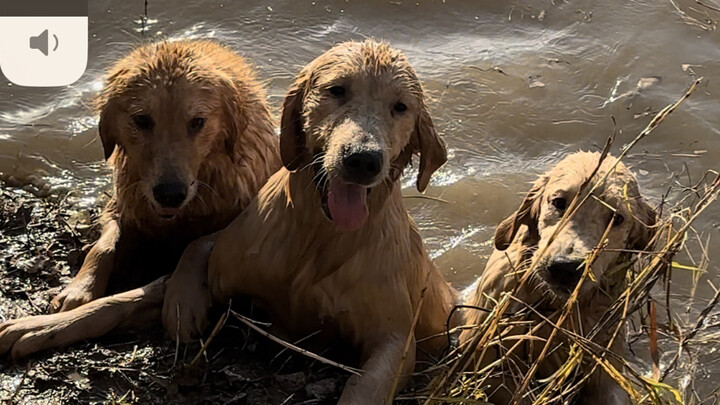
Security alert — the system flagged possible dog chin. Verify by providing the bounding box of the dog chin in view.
[151,205,182,220]
[536,271,574,302]
[544,283,573,301]
[537,273,596,303]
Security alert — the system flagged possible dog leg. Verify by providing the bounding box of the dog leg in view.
[51,219,119,312]
[0,276,166,359]
[162,234,216,343]
[339,335,413,405]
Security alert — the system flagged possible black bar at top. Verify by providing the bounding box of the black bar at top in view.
[0,0,87,17]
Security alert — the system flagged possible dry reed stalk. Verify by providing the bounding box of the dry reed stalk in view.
[422,78,717,405]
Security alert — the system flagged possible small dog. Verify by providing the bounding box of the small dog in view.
[163,40,457,404]
[0,39,280,357]
[460,151,656,405]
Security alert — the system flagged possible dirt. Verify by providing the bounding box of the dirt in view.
[0,185,368,405]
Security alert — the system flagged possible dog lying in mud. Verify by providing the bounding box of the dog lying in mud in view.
[459,151,657,405]
[0,40,457,404]
[163,39,457,404]
[0,39,280,355]
[51,39,280,312]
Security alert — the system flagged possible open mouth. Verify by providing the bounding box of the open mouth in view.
[320,176,371,231]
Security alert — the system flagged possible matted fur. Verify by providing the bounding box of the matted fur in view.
[459,151,657,405]
[48,39,280,311]
[98,40,279,233]
[164,40,457,404]
[0,40,280,356]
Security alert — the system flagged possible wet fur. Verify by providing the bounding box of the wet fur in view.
[49,39,279,310]
[0,40,280,356]
[460,151,657,405]
[164,40,457,404]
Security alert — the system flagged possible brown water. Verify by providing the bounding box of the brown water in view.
[0,0,718,400]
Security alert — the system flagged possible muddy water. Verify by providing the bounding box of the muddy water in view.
[0,0,718,399]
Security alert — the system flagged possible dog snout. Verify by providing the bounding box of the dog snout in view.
[342,150,383,185]
[152,182,188,208]
[546,260,584,289]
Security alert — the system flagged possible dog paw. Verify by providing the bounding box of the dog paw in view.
[50,279,98,313]
[0,315,59,359]
[162,275,212,343]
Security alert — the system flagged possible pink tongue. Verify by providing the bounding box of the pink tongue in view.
[327,177,368,231]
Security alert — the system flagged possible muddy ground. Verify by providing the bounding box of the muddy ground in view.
[0,185,400,405]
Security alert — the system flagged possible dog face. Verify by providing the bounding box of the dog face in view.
[494,152,657,300]
[96,41,245,221]
[280,40,447,231]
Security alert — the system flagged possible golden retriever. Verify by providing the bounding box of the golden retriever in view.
[459,151,657,405]
[0,39,280,356]
[52,39,280,312]
[163,40,457,404]
[0,40,456,404]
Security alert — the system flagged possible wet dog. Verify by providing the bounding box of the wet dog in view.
[0,39,280,356]
[163,40,457,404]
[460,151,657,405]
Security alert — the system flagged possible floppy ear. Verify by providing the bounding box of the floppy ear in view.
[630,196,658,251]
[280,74,310,171]
[410,105,447,192]
[98,105,117,161]
[494,175,547,251]
[96,67,131,161]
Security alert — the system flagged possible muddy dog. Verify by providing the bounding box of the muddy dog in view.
[0,40,456,404]
[0,39,280,356]
[162,40,457,404]
[460,151,657,405]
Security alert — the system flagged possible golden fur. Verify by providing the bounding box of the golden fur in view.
[49,39,280,312]
[0,42,456,405]
[459,151,657,405]
[0,39,280,356]
[163,40,457,404]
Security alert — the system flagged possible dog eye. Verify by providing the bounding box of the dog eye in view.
[132,114,154,131]
[551,197,566,211]
[393,102,407,113]
[328,86,346,98]
[188,117,205,133]
[612,214,625,227]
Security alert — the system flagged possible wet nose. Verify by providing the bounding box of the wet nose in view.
[343,151,383,185]
[546,260,584,288]
[152,182,188,208]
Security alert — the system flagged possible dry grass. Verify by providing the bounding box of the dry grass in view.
[411,78,720,405]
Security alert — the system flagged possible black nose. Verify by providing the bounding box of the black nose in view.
[152,182,188,208]
[343,151,383,184]
[546,260,584,288]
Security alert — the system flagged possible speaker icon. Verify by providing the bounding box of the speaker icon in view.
[0,0,87,87]
[29,29,59,56]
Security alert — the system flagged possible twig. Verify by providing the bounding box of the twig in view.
[662,281,720,379]
[389,267,432,403]
[172,302,180,369]
[402,195,449,204]
[230,310,363,376]
[188,303,231,368]
[6,363,32,405]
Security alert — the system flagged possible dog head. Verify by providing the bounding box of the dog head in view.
[280,40,447,231]
[96,40,253,222]
[494,151,657,300]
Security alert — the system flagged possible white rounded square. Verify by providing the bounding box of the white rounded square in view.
[0,16,88,87]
